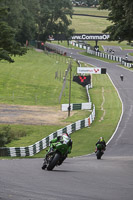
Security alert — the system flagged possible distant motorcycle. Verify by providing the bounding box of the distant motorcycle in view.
[120,74,124,81]
[95,144,104,159]
[42,140,69,171]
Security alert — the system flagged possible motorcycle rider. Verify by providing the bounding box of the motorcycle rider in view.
[42,133,72,169]
[50,133,72,154]
[95,137,106,152]
[120,74,124,81]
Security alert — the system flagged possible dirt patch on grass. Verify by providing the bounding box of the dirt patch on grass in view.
[0,104,71,126]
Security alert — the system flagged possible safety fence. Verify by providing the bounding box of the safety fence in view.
[69,41,133,68]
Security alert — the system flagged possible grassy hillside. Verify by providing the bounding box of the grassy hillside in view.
[70,15,111,33]
[70,7,111,33]
[0,49,88,106]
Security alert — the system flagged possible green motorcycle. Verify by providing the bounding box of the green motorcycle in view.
[42,138,71,171]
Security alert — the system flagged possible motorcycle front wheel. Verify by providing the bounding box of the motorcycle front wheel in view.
[47,153,60,171]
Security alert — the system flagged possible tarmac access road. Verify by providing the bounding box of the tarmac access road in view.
[0,44,133,200]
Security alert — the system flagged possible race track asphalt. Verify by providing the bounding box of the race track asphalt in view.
[0,44,133,200]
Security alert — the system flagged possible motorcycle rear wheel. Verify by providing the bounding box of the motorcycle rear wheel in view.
[96,150,101,159]
[47,153,60,171]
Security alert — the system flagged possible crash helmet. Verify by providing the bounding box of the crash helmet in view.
[99,137,104,142]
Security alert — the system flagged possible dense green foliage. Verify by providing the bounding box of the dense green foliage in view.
[0,3,27,62]
[0,0,74,62]
[0,126,12,147]
[99,0,133,43]
[0,0,74,43]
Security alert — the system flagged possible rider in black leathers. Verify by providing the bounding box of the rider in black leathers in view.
[95,137,106,152]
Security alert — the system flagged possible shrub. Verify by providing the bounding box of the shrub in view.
[0,126,12,147]
[0,125,27,147]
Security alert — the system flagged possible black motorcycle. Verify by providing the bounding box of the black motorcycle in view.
[95,144,104,159]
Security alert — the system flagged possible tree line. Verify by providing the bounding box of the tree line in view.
[99,0,133,43]
[0,0,74,62]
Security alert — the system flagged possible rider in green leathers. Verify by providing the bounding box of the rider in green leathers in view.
[50,133,72,154]
[42,133,72,170]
